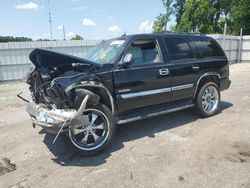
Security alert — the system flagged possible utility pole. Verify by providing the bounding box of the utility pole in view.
[237,28,243,63]
[63,26,66,40]
[48,0,53,41]
[223,23,227,49]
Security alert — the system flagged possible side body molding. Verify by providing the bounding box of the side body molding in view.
[193,72,221,98]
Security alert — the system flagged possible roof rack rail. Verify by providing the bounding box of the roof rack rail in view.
[186,32,206,36]
[153,31,206,36]
[152,30,173,34]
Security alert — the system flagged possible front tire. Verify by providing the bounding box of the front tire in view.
[65,103,116,156]
[195,82,220,117]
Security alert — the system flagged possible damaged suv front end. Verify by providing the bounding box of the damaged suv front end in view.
[26,49,100,131]
[25,39,125,154]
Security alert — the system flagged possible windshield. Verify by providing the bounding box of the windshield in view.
[84,39,125,64]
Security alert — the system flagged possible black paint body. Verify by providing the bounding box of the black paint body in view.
[28,33,231,117]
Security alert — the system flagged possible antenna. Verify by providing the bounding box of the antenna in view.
[48,0,53,40]
[122,30,126,36]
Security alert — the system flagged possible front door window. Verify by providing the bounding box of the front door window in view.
[126,39,163,65]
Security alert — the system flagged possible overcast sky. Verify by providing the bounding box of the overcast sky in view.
[0,0,175,40]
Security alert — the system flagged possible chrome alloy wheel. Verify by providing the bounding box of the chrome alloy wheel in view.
[69,109,109,151]
[201,86,219,113]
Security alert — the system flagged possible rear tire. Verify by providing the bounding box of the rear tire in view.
[63,103,116,156]
[195,82,220,118]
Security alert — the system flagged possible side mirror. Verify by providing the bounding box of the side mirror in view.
[119,53,133,67]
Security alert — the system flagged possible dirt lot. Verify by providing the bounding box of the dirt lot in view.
[0,63,250,188]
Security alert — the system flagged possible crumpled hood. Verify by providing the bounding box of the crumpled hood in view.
[29,48,100,68]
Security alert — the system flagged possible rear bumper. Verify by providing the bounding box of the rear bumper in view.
[220,78,231,91]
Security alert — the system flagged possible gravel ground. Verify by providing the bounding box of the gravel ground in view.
[0,63,250,188]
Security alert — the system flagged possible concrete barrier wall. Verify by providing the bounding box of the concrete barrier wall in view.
[0,35,249,81]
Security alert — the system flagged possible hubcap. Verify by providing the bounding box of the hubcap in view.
[69,109,109,151]
[201,86,219,113]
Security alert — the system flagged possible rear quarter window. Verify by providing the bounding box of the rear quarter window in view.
[192,37,225,58]
[164,37,195,62]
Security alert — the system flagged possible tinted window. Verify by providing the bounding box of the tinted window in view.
[164,37,195,61]
[126,39,163,65]
[193,37,225,57]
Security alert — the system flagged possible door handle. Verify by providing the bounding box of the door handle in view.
[192,65,200,71]
[159,68,169,76]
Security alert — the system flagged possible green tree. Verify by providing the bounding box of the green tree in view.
[153,0,174,32]
[228,0,250,35]
[37,38,50,41]
[173,0,186,30]
[156,0,250,35]
[176,0,225,33]
[0,36,32,43]
[174,0,250,34]
[71,34,83,40]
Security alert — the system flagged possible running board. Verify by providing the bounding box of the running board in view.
[117,103,194,125]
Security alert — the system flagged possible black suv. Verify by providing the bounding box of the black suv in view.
[25,32,231,155]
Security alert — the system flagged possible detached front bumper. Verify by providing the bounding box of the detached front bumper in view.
[26,95,89,129]
[26,102,76,128]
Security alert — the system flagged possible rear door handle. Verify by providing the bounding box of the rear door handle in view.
[159,68,169,76]
[192,65,200,71]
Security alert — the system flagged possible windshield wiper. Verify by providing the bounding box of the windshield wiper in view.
[87,64,101,73]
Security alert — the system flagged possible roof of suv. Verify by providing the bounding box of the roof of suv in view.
[116,32,210,40]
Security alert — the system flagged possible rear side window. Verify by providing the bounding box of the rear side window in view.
[164,37,195,62]
[192,37,225,58]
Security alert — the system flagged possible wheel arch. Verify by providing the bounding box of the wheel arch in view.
[66,81,115,114]
[193,73,221,99]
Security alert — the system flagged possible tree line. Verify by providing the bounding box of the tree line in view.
[0,35,84,43]
[153,0,250,35]
[0,36,32,43]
